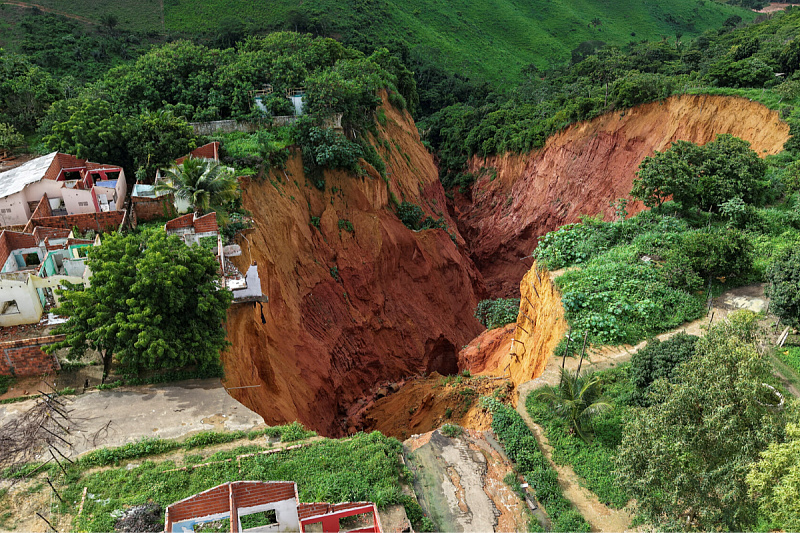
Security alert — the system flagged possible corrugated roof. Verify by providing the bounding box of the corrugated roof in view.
[0,152,57,199]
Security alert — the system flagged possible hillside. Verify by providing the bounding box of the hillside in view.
[1,0,756,86]
[457,94,790,295]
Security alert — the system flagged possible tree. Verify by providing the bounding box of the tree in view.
[44,98,127,164]
[615,312,786,531]
[631,134,768,213]
[99,13,119,32]
[536,368,612,442]
[0,122,23,153]
[47,230,231,377]
[766,247,800,328]
[629,333,698,406]
[747,403,800,532]
[124,109,197,180]
[156,157,239,216]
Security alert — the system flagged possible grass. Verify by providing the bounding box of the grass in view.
[776,345,800,376]
[35,430,405,532]
[525,365,634,509]
[0,376,14,396]
[4,0,165,33]
[485,397,591,532]
[171,0,755,86]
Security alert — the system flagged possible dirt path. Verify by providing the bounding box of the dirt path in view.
[514,398,632,532]
[0,1,95,24]
[755,3,791,13]
[513,283,775,532]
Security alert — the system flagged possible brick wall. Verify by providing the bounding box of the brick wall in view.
[0,231,11,269]
[132,194,176,222]
[25,211,124,234]
[176,142,220,164]
[164,213,193,231]
[297,502,375,520]
[7,231,36,249]
[167,484,233,522]
[231,481,296,509]
[0,334,64,377]
[193,213,218,234]
[29,194,53,221]
[33,226,70,244]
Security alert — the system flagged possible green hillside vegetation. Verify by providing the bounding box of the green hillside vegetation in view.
[162,0,755,85]
[0,0,755,89]
[424,7,800,189]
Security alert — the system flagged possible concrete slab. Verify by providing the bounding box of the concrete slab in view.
[405,429,527,532]
[0,379,264,458]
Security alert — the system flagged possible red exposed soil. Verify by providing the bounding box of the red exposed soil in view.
[222,94,792,438]
[457,94,791,296]
[222,97,486,437]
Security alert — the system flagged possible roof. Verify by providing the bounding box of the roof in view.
[175,142,220,165]
[0,152,57,199]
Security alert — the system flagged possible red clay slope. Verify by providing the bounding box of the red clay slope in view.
[457,94,790,296]
[222,98,486,437]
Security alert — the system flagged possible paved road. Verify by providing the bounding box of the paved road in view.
[0,379,265,457]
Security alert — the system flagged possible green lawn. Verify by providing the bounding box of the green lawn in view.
[777,345,800,375]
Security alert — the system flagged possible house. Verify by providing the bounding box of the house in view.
[164,481,383,533]
[0,152,126,228]
[146,142,223,215]
[164,211,264,303]
[0,227,96,327]
[165,212,220,247]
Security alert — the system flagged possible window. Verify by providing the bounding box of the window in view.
[240,510,278,530]
[0,300,20,315]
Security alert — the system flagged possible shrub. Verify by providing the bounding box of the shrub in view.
[670,229,753,283]
[337,219,354,233]
[280,421,316,442]
[0,123,23,153]
[767,247,800,328]
[629,333,698,405]
[474,298,520,330]
[485,398,590,532]
[396,201,446,231]
[440,424,463,438]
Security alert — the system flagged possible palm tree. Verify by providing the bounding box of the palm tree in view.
[156,157,239,218]
[536,368,612,443]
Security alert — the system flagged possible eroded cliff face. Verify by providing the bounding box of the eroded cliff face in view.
[457,95,791,296]
[223,100,486,437]
[458,262,565,385]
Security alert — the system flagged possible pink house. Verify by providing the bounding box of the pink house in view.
[0,152,126,227]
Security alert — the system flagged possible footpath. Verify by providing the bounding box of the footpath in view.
[514,283,774,532]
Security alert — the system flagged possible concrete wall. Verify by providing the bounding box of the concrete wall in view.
[232,264,263,300]
[0,334,64,376]
[0,190,34,227]
[0,277,41,327]
[189,120,259,135]
[62,188,96,216]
